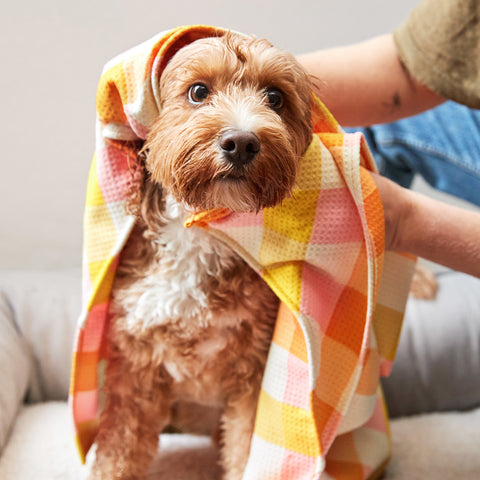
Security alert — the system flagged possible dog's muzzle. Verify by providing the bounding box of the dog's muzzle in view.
[219,130,260,168]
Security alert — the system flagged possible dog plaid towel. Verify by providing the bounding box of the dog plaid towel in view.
[70,25,416,480]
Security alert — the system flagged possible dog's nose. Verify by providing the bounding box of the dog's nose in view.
[219,130,260,167]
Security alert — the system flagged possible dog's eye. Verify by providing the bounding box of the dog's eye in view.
[188,84,210,104]
[265,88,284,110]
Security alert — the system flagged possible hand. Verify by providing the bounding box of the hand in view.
[371,172,480,278]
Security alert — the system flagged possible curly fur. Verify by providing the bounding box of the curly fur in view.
[89,32,313,480]
[145,32,313,212]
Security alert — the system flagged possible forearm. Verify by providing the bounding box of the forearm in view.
[372,173,480,278]
[298,34,444,126]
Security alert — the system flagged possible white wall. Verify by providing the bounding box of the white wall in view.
[1,0,419,269]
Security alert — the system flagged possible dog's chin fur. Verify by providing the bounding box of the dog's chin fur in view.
[90,32,313,480]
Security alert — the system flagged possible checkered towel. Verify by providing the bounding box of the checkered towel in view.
[69,25,415,480]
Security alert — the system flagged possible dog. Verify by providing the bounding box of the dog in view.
[89,32,314,480]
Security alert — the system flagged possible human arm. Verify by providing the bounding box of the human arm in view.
[372,172,480,278]
[298,34,445,126]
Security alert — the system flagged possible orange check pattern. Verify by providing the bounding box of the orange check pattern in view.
[69,25,416,479]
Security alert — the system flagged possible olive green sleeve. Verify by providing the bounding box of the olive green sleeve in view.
[394,0,480,108]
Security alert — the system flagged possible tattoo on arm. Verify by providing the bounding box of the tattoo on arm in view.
[382,92,401,112]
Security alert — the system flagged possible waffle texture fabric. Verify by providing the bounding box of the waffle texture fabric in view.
[69,25,416,480]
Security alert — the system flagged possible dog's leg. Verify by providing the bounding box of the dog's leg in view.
[220,391,259,480]
[89,347,171,480]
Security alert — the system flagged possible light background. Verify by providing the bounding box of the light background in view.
[2,0,466,270]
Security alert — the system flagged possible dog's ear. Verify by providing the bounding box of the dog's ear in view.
[124,143,148,216]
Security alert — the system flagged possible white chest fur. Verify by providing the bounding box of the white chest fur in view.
[115,196,240,333]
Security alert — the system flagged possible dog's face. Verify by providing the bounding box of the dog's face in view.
[144,33,313,212]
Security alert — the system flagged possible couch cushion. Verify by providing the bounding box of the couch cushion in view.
[0,292,31,451]
[0,402,220,480]
[1,402,479,480]
[383,271,480,416]
[0,402,88,480]
[0,270,80,402]
[384,408,480,479]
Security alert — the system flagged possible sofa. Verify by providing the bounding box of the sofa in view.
[1,268,479,479]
